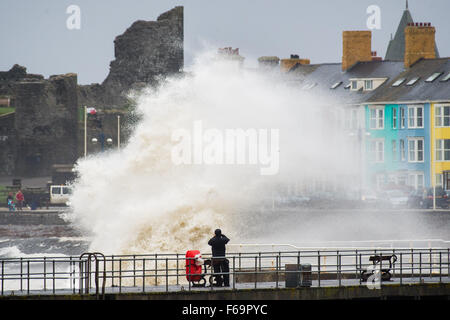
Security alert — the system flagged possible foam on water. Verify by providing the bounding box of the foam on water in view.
[69,51,355,255]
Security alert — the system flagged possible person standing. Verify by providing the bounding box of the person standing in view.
[208,229,230,287]
[15,190,24,211]
[7,193,15,211]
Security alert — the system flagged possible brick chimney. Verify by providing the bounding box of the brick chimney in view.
[404,22,436,68]
[280,54,310,72]
[342,31,372,71]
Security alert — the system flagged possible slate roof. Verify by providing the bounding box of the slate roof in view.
[287,60,405,105]
[367,58,450,104]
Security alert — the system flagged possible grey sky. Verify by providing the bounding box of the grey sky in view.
[1,0,448,85]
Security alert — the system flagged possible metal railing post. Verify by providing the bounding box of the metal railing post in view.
[439,252,442,283]
[119,259,122,293]
[338,254,341,287]
[176,253,179,286]
[43,257,46,291]
[419,252,422,283]
[317,251,321,287]
[111,255,115,288]
[166,258,169,292]
[142,259,145,292]
[259,252,261,271]
[1,260,4,296]
[20,257,23,292]
[400,253,403,285]
[359,253,362,285]
[133,255,136,287]
[52,260,55,294]
[27,260,30,295]
[233,256,236,290]
[155,254,158,286]
[429,248,432,279]
[275,254,279,289]
[254,256,257,289]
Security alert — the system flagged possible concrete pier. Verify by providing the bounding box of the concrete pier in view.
[0,209,68,225]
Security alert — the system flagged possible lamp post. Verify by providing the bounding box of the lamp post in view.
[117,115,121,150]
[84,106,87,157]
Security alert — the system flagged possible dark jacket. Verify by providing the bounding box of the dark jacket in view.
[208,234,230,257]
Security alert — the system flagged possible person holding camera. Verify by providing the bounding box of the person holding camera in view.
[208,229,230,287]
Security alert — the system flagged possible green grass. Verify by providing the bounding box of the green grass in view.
[0,185,8,206]
[0,107,14,116]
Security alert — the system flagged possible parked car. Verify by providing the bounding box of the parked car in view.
[422,187,449,209]
[383,189,409,208]
[408,187,449,209]
[360,189,381,208]
[50,185,72,205]
[407,189,425,208]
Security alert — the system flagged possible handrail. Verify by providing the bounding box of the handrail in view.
[0,248,447,297]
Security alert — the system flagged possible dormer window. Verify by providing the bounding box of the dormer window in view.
[406,77,420,86]
[439,72,450,82]
[392,78,406,87]
[349,78,386,91]
[330,81,342,89]
[425,72,443,83]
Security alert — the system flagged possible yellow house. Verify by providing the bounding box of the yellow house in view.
[431,101,450,189]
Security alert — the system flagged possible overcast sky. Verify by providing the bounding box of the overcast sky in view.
[1,0,449,84]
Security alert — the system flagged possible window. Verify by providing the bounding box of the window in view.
[364,80,373,90]
[440,72,450,82]
[351,80,358,90]
[369,107,384,129]
[400,107,406,128]
[408,172,424,190]
[52,187,61,195]
[369,139,384,162]
[435,139,450,161]
[331,81,342,89]
[392,78,406,87]
[435,105,450,127]
[436,173,443,187]
[408,105,424,128]
[392,108,397,129]
[408,138,424,162]
[425,72,443,82]
[376,174,385,190]
[392,140,397,161]
[400,139,406,161]
[406,77,420,86]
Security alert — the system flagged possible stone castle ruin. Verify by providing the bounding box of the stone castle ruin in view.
[0,6,184,176]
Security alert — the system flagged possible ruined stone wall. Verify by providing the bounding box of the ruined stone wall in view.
[98,6,184,107]
[1,6,184,177]
[0,113,15,175]
[14,74,79,176]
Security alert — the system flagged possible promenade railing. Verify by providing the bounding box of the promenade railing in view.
[0,247,449,296]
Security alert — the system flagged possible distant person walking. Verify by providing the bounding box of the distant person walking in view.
[15,190,24,211]
[208,229,230,287]
[7,193,15,211]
